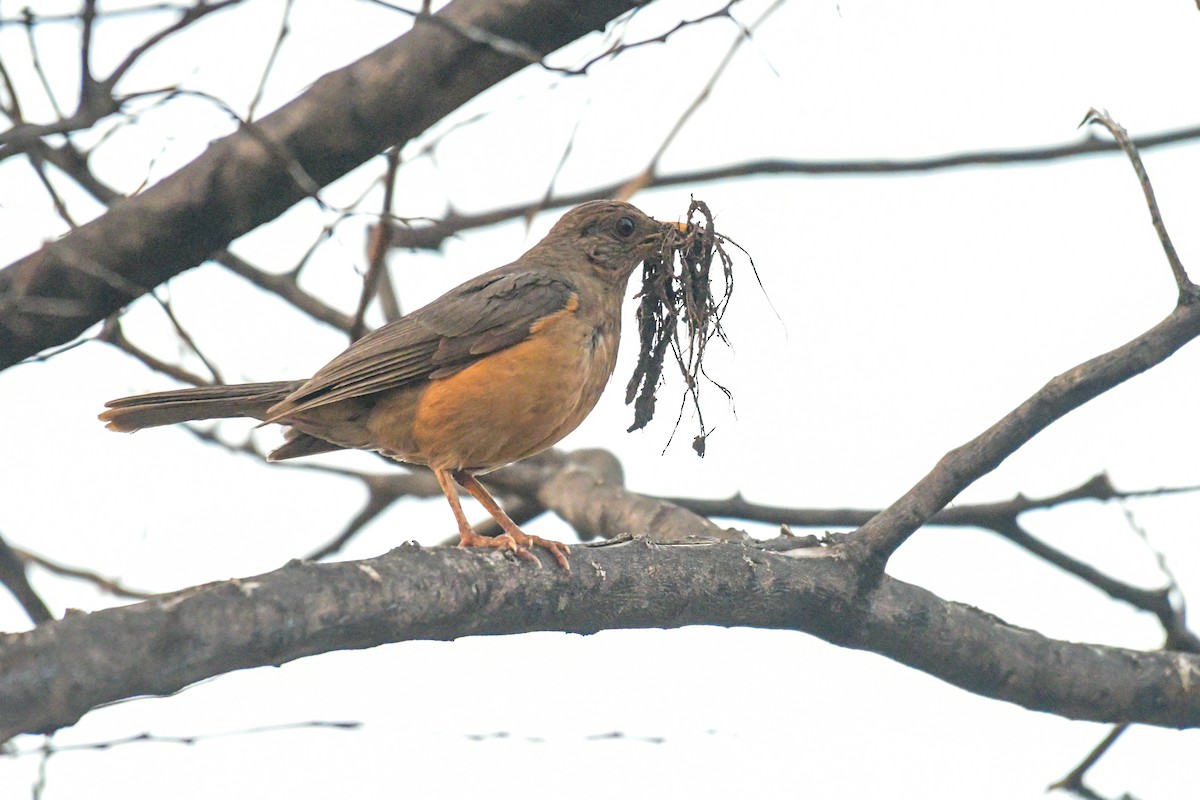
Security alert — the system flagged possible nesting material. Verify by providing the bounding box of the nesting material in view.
[626,199,754,456]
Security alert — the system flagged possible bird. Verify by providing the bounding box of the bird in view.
[100,200,681,570]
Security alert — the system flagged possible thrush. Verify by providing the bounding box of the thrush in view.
[100,200,681,569]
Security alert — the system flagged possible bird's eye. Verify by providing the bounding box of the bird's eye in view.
[615,216,636,238]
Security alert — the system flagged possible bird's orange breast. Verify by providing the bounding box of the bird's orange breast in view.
[365,294,619,472]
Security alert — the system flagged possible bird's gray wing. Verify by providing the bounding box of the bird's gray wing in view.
[264,268,577,420]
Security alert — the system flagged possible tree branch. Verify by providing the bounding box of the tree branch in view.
[847,301,1200,570]
[1082,108,1196,299]
[386,124,1200,251]
[848,111,1199,572]
[0,532,52,624]
[658,472,1149,530]
[0,0,643,370]
[4,535,1199,743]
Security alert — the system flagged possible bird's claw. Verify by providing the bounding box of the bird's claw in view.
[458,529,574,570]
[506,529,571,572]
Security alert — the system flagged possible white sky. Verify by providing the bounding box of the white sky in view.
[2,1,1200,797]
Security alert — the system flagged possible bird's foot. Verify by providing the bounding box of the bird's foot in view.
[457,529,547,568]
[504,529,571,572]
[450,470,572,570]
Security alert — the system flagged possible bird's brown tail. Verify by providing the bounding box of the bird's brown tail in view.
[99,381,304,432]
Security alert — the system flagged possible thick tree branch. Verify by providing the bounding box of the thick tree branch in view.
[4,537,1199,743]
[0,0,642,369]
[665,475,1198,641]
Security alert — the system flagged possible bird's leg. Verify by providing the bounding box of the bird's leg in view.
[433,467,539,565]
[453,470,571,571]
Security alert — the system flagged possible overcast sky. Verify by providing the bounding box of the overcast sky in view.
[2,1,1200,798]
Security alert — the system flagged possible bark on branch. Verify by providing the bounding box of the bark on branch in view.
[3,537,1198,743]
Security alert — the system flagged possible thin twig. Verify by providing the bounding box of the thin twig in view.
[0,4,208,26]
[247,0,294,122]
[531,103,588,227]
[151,292,225,383]
[661,473,1199,529]
[1082,109,1195,299]
[1118,503,1198,651]
[13,547,155,601]
[78,0,99,104]
[104,0,246,88]
[0,532,53,624]
[25,150,77,228]
[1049,724,1129,797]
[20,9,65,118]
[387,122,1200,252]
[351,147,402,340]
[176,424,445,562]
[217,249,354,333]
[0,54,22,122]
[163,87,325,204]
[567,1,746,75]
[98,316,211,387]
[4,720,362,758]
[305,488,399,561]
[617,0,784,200]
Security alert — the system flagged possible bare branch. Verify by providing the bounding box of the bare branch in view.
[0,3,245,162]
[1082,109,1195,299]
[13,547,155,601]
[990,518,1184,637]
[24,137,359,339]
[98,317,211,387]
[387,123,1200,251]
[0,0,646,370]
[0,532,52,625]
[662,472,1155,529]
[6,535,1200,742]
[1050,725,1130,798]
[25,150,77,228]
[0,54,23,122]
[20,10,65,119]
[617,0,783,200]
[666,475,1199,636]
[568,1,745,75]
[104,1,246,89]
[247,0,295,122]
[488,448,739,544]
[1118,503,1198,652]
[150,292,224,383]
[351,147,403,340]
[217,248,355,333]
[847,301,1200,571]
[303,470,442,561]
[847,112,1200,572]
[6,720,362,758]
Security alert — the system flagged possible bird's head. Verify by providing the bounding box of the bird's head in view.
[539,200,684,284]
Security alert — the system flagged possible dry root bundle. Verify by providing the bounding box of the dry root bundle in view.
[626,198,752,456]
